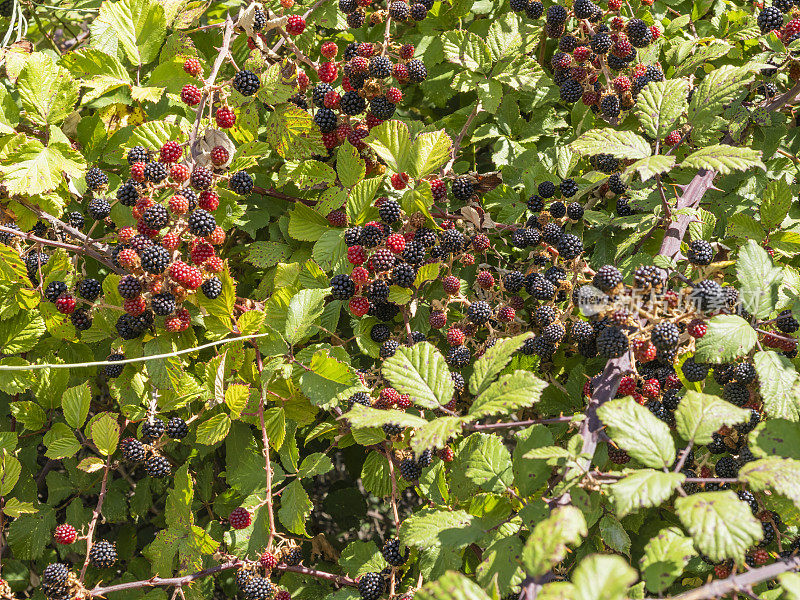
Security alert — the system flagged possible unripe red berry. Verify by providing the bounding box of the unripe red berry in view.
[442,275,460,295]
[229,507,251,529]
[181,84,202,106]
[497,306,515,323]
[438,446,454,462]
[170,164,190,182]
[260,551,279,570]
[318,61,338,83]
[327,209,347,227]
[198,190,220,211]
[215,105,236,128]
[476,270,494,290]
[386,87,403,103]
[687,319,707,338]
[430,178,446,201]
[429,310,446,329]
[183,57,202,76]
[297,72,310,90]
[446,327,465,346]
[347,245,367,265]
[386,233,406,254]
[349,296,370,316]
[390,172,409,190]
[321,41,338,59]
[211,146,230,166]
[324,89,340,108]
[131,162,146,182]
[351,266,369,285]
[160,141,182,163]
[665,130,682,146]
[617,376,636,397]
[286,14,306,35]
[399,44,415,60]
[54,523,78,545]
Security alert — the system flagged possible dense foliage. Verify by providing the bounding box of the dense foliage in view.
[1,0,800,598]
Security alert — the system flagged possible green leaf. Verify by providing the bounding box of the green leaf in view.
[633,80,689,140]
[739,458,800,511]
[344,404,427,430]
[90,0,167,66]
[694,315,757,364]
[754,350,800,421]
[468,370,547,419]
[337,142,365,189]
[62,383,91,429]
[10,401,45,431]
[7,505,56,560]
[597,398,676,468]
[413,263,440,287]
[0,138,85,197]
[411,416,467,455]
[278,479,312,536]
[17,53,78,126]
[43,423,80,460]
[600,515,631,556]
[382,342,454,410]
[727,212,766,240]
[346,176,384,225]
[247,241,293,268]
[297,453,333,479]
[475,536,525,595]
[284,288,329,345]
[224,383,250,418]
[675,390,751,444]
[415,571,492,600]
[410,130,452,179]
[3,498,38,518]
[283,160,336,189]
[477,79,503,114]
[400,508,483,550]
[0,452,22,495]
[681,145,766,175]
[736,240,783,319]
[570,128,651,160]
[673,40,733,77]
[522,505,587,576]
[264,104,325,160]
[288,202,330,242]
[91,413,120,456]
[469,333,532,396]
[689,65,754,134]
[513,425,554,496]
[441,31,494,73]
[624,155,676,181]
[450,433,513,496]
[338,541,388,578]
[257,61,296,105]
[609,469,685,518]
[196,413,231,445]
[572,554,637,600]
[750,419,800,460]
[781,573,800,600]
[760,179,793,230]
[299,350,358,407]
[640,527,697,593]
[365,120,411,173]
[675,491,763,562]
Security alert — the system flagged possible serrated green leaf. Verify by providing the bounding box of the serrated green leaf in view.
[410,130,452,179]
[737,240,783,319]
[344,404,427,430]
[91,413,120,456]
[196,413,231,445]
[62,382,91,429]
[365,120,411,173]
[264,103,325,160]
[411,416,467,455]
[382,342,453,410]
[337,142,365,189]
[675,390,751,444]
[44,423,80,460]
[609,469,685,518]
[726,212,766,240]
[284,287,329,345]
[634,80,689,140]
[760,179,793,230]
[640,527,697,593]
[689,65,754,135]
[450,432,513,496]
[441,31,493,73]
[0,452,22,495]
[468,370,547,419]
[599,515,631,556]
[739,458,800,511]
[338,541,388,578]
[469,333,532,396]
[754,350,800,421]
[571,129,651,160]
[750,419,800,460]
[17,53,78,126]
[288,202,330,242]
[277,479,312,536]
[694,315,757,364]
[573,554,637,600]
[522,505,587,576]
[681,145,765,175]
[625,155,676,181]
[90,0,167,65]
[415,571,492,600]
[597,398,675,468]
[400,508,483,550]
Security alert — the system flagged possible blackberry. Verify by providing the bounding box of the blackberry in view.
[682,358,709,382]
[593,265,622,292]
[451,372,465,391]
[344,227,362,246]
[440,229,464,253]
[467,301,492,324]
[42,563,69,587]
[446,345,471,368]
[538,181,556,199]
[144,162,168,183]
[70,308,93,331]
[415,227,437,247]
[519,338,537,356]
[119,438,146,463]
[243,578,275,600]
[74,279,101,303]
[289,93,309,110]
[331,274,356,299]
[607,173,627,195]
[504,271,525,293]
[88,198,111,220]
[591,32,612,54]
[370,323,391,343]
[600,94,620,118]
[389,0,410,19]
[542,322,566,343]
[0,222,20,245]
[118,276,142,300]
[545,3,567,24]
[510,229,529,249]
[340,90,366,115]
[140,246,170,275]
[527,194,544,212]
[730,362,756,385]
[451,176,475,201]
[378,199,401,223]
[534,336,556,358]
[382,422,401,436]
[66,211,85,230]
[370,96,396,120]
[116,313,143,339]
[723,382,749,407]
[544,266,566,285]
[45,281,68,303]
[346,10,365,27]
[360,225,383,248]
[371,249,396,272]
[526,0,543,18]
[282,547,303,566]
[408,330,426,345]
[525,274,556,300]
[117,181,139,206]
[401,241,425,265]
[534,305,556,328]
[542,222,563,245]
[549,201,566,219]
[685,239,714,266]
[647,400,674,426]
[399,458,422,481]
[706,432,727,454]
[127,146,151,165]
[557,234,583,260]
[230,171,254,195]
[233,70,260,96]
[713,363,734,386]
[201,277,222,300]
[89,540,117,568]
[372,300,400,322]
[712,455,739,479]
[758,6,784,32]
[150,292,175,316]
[573,0,597,19]
[633,265,661,289]
[691,280,725,312]
[314,107,338,133]
[410,2,428,19]
[367,280,390,302]
[369,55,392,78]
[407,59,428,82]
[597,326,629,358]
[380,340,399,358]
[777,310,799,333]
[651,322,679,350]
[560,80,583,103]
[189,166,213,190]
[510,0,529,11]
[145,454,171,477]
[645,66,664,82]
[567,203,584,220]
[340,0,357,13]
[142,418,165,441]
[736,408,761,434]
[104,353,125,378]
[381,538,408,566]
[392,263,416,287]
[571,321,595,343]
[626,18,647,38]
[85,167,108,190]
[187,209,216,237]
[313,83,333,107]
[560,178,578,198]
[358,572,385,600]
[662,389,681,411]
[630,28,652,47]
[592,154,619,174]
[349,392,371,408]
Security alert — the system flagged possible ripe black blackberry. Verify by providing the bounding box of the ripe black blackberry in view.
[777,309,799,333]
[450,176,475,201]
[145,454,171,478]
[563,203,583,222]
[410,2,428,19]
[243,578,275,600]
[233,70,260,96]
[446,345,471,368]
[340,0,357,13]
[116,314,141,340]
[85,167,108,190]
[314,108,338,133]
[164,416,189,439]
[71,308,93,331]
[118,276,142,300]
[392,263,416,287]
[534,305,556,328]
[520,338,537,356]
[312,83,333,107]
[141,204,168,230]
[142,418,165,441]
[590,32,612,54]
[401,241,425,265]
[758,6,783,32]
[510,229,528,249]
[189,166,212,190]
[229,171,254,196]
[187,209,216,237]
[662,389,681,411]
[201,277,222,300]
[399,458,422,481]
[544,266,566,286]
[597,326,629,359]
[682,358,709,382]
[89,540,117,568]
[557,233,583,260]
[527,194,544,212]
[509,0,528,11]
[104,353,125,378]
[340,90,366,115]
[252,7,266,29]
[591,154,619,174]
[607,173,627,195]
[545,3,567,24]
[378,199,401,223]
[541,222,563,245]
[736,490,759,516]
[138,246,169,275]
[687,239,713,266]
[358,572,385,600]
[440,229,464,253]
[736,408,761,435]
[380,340,399,358]
[414,227,437,248]
[651,322,679,350]
[349,392,371,408]
[289,93,309,110]
[538,181,556,199]
[381,538,408,566]
[571,321,595,344]
[467,301,492,325]
[371,249,395,272]
[127,146,151,165]
[370,324,391,344]
[45,281,68,303]
[119,437,146,462]
[592,265,622,292]
[759,522,776,548]
[369,55,392,78]
[344,227,362,246]
[526,1,543,18]
[712,363,734,386]
[633,264,661,289]
[525,275,556,300]
[648,400,674,426]
[707,432,727,454]
[626,18,647,38]
[533,336,556,358]
[150,292,175,316]
[549,201,566,219]
[451,371,465,392]
[560,80,583,103]
[504,271,525,293]
[558,178,578,198]
[67,211,85,230]
[346,10,365,27]
[645,66,664,82]
[88,198,111,220]
[144,162,168,183]
[600,94,620,118]
[691,279,725,312]
[42,563,69,587]
[713,455,739,479]
[370,96,396,120]
[573,0,597,19]
[723,382,749,406]
[117,181,139,206]
[731,362,757,384]
[330,274,356,299]
[542,322,566,344]
[367,280,390,303]
[389,0,410,19]
[407,59,428,82]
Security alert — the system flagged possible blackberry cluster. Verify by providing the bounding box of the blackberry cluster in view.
[381,538,408,566]
[201,277,222,300]
[687,239,713,266]
[357,572,385,600]
[140,246,170,274]
[85,167,108,190]
[88,198,111,220]
[233,70,260,96]
[378,199,401,223]
[314,108,338,133]
[340,91,366,115]
[331,274,356,299]
[145,455,171,477]
[188,209,216,236]
[89,540,117,568]
[230,171,254,195]
[144,162,168,183]
[104,354,125,378]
